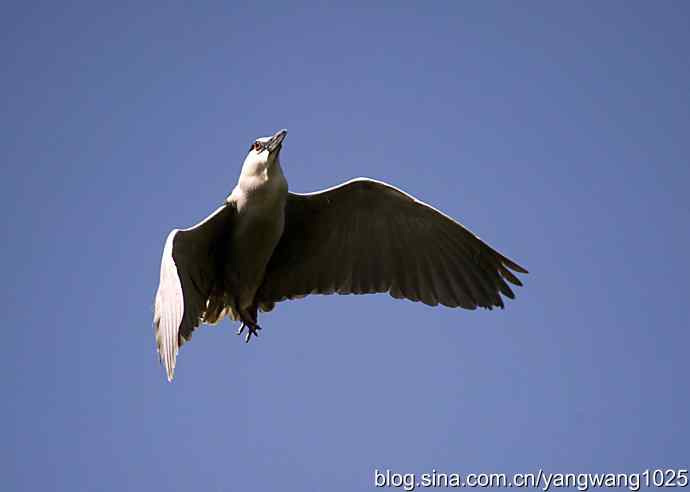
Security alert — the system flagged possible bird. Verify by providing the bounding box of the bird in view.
[153,129,528,381]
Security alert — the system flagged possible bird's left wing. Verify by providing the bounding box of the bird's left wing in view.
[256,178,527,310]
[153,204,236,381]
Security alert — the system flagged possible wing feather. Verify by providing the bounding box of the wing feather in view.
[257,178,527,310]
[153,205,236,381]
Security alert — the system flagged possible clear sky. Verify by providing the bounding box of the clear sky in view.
[3,2,689,491]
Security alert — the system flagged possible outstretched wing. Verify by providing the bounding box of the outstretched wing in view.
[256,178,527,309]
[153,204,236,381]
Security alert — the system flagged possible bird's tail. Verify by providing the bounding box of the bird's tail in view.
[204,294,240,324]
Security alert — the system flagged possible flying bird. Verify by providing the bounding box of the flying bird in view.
[154,129,527,381]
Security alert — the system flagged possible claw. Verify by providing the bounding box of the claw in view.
[238,322,261,342]
[244,325,261,343]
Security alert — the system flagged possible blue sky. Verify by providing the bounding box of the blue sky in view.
[3,2,689,490]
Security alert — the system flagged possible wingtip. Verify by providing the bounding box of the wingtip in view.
[156,348,176,382]
[155,330,177,383]
[509,260,529,274]
[162,350,177,383]
[500,255,529,275]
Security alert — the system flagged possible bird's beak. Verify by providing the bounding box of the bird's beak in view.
[267,129,287,153]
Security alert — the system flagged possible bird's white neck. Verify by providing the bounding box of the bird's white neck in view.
[229,156,288,210]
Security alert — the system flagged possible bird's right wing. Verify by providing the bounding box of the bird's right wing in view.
[153,204,236,381]
[256,178,527,310]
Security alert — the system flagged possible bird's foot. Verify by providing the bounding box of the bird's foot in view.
[237,322,261,343]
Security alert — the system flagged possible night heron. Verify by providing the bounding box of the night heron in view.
[154,129,527,381]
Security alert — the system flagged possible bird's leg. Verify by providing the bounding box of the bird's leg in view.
[236,305,261,343]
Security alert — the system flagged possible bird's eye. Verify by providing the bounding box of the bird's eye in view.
[253,142,263,152]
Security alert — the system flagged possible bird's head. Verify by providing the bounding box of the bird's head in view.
[242,128,288,173]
